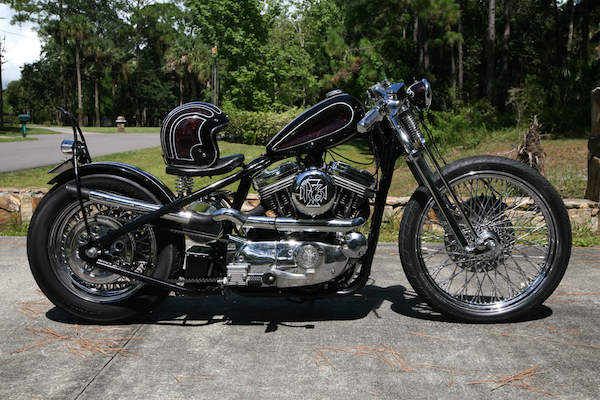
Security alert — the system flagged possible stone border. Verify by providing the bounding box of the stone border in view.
[564,199,599,231]
[0,188,49,224]
[2,189,598,232]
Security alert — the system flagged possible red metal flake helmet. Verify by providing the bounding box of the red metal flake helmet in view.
[161,102,229,168]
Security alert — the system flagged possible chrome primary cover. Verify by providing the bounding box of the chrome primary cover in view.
[225,233,367,288]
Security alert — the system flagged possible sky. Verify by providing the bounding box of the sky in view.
[0,4,43,90]
[0,1,176,91]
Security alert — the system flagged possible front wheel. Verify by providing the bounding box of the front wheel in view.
[27,175,183,323]
[399,156,571,322]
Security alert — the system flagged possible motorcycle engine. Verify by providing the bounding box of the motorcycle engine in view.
[253,161,376,219]
[214,161,375,290]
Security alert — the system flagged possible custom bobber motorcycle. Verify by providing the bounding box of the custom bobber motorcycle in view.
[27,79,572,324]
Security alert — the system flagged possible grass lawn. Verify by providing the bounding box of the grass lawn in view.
[0,132,592,199]
[0,125,63,141]
[0,141,264,191]
[1,124,161,138]
[78,126,161,134]
[1,133,598,245]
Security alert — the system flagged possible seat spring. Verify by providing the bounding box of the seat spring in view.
[176,176,194,197]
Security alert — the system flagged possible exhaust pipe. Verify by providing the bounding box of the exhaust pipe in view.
[212,208,365,233]
[66,184,365,233]
[65,184,214,226]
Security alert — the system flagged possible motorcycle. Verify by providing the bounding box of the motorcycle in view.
[27,79,572,324]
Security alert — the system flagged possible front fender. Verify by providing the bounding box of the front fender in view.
[48,162,176,205]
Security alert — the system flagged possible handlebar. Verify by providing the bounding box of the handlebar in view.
[357,106,383,133]
[357,80,406,133]
[356,79,431,134]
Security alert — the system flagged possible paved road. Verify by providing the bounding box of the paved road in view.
[0,126,160,173]
[1,236,599,399]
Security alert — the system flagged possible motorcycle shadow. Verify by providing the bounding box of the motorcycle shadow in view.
[45,282,552,328]
[149,283,552,328]
[145,283,449,331]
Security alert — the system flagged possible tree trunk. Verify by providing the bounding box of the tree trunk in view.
[188,72,198,101]
[59,0,67,124]
[486,0,495,103]
[413,10,418,44]
[423,22,430,72]
[135,43,141,127]
[582,0,589,59]
[498,0,511,112]
[179,76,184,105]
[95,77,100,127]
[62,64,67,116]
[501,0,511,83]
[75,43,83,126]
[552,0,561,63]
[566,0,574,55]
[458,0,464,100]
[111,77,116,126]
[451,43,456,109]
[585,88,600,201]
[135,98,141,127]
[415,11,423,74]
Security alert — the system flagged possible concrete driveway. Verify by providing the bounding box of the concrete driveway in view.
[0,127,160,173]
[1,237,599,399]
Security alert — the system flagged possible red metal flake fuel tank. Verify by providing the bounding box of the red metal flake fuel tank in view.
[266,91,365,158]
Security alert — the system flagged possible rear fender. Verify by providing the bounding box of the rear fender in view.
[48,162,176,205]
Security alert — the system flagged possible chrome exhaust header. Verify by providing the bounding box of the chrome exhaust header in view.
[67,184,366,233]
[212,208,365,233]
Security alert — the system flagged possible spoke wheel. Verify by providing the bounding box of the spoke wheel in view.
[50,201,157,303]
[28,175,183,323]
[399,156,571,322]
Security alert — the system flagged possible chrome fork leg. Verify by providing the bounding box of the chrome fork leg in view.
[407,146,478,249]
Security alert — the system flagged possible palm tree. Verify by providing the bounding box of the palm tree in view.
[86,38,118,126]
[164,34,211,104]
[164,41,188,105]
[55,15,95,126]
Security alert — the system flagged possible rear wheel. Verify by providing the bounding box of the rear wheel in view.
[399,156,571,322]
[27,175,182,323]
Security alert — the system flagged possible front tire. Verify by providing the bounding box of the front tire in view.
[27,175,183,323]
[399,156,571,322]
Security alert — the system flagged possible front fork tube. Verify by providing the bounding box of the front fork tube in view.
[408,148,476,248]
[391,119,478,250]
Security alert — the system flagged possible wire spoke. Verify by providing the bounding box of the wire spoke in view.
[416,171,557,311]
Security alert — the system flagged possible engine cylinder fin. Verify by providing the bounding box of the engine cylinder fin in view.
[253,161,376,219]
[258,175,296,196]
[333,175,370,196]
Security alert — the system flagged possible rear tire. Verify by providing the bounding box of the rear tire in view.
[27,175,183,323]
[399,156,571,322]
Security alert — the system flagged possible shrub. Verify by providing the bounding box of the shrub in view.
[425,100,499,149]
[222,106,303,145]
[33,110,54,124]
[2,115,20,125]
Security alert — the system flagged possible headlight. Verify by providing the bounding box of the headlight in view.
[407,79,432,110]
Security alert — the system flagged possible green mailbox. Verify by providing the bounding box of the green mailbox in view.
[18,114,31,137]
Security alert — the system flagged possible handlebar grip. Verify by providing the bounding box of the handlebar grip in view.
[357,106,382,133]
